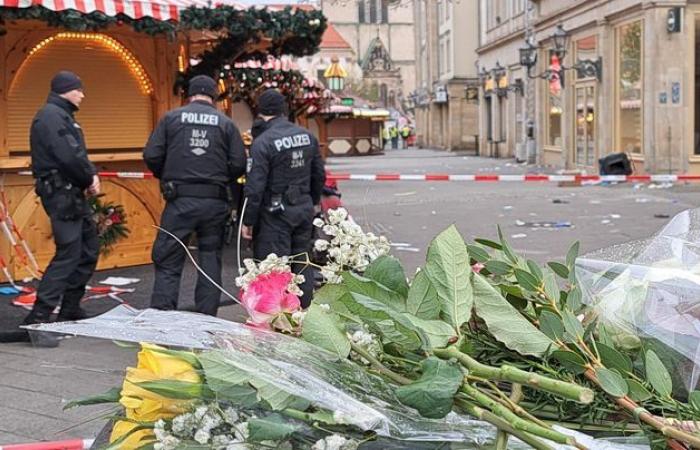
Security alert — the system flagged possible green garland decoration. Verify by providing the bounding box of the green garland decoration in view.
[89,196,130,256]
[0,6,176,36]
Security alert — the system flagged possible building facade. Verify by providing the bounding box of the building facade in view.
[413,0,480,151]
[478,0,700,174]
[319,0,416,111]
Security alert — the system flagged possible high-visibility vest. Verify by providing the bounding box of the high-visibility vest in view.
[389,127,398,138]
[401,127,410,138]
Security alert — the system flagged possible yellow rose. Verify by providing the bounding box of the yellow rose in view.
[109,420,154,450]
[111,343,200,445]
[136,343,201,383]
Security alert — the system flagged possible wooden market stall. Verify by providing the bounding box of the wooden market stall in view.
[0,1,326,279]
[322,105,390,156]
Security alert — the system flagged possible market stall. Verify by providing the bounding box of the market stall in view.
[0,1,326,278]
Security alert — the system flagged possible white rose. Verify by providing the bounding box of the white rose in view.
[313,217,325,228]
[314,239,329,251]
[194,429,210,444]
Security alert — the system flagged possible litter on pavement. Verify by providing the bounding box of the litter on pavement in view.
[99,277,140,286]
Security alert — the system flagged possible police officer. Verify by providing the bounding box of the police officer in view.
[241,89,325,307]
[144,75,246,316]
[1,71,101,346]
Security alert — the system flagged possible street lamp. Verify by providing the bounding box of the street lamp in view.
[323,56,347,92]
[518,24,602,82]
[552,24,569,59]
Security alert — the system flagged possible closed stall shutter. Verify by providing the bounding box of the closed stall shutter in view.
[7,35,153,153]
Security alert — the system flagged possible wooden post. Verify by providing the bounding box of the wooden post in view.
[316,116,329,159]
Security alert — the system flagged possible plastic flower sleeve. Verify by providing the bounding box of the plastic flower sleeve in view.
[577,208,700,395]
[27,306,646,449]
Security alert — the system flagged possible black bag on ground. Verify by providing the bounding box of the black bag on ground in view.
[599,152,632,175]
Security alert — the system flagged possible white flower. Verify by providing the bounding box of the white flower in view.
[292,310,307,325]
[314,239,329,251]
[194,429,211,444]
[319,303,331,311]
[332,410,350,424]
[161,436,181,450]
[224,407,239,425]
[313,217,325,228]
[312,434,359,450]
[323,225,337,236]
[194,406,208,420]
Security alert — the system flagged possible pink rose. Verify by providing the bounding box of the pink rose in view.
[240,271,301,330]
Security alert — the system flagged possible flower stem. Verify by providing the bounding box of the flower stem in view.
[454,398,554,450]
[349,341,412,385]
[433,346,593,404]
[460,385,579,447]
[584,368,700,448]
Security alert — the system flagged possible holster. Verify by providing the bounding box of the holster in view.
[36,171,86,221]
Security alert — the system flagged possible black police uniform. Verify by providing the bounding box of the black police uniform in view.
[144,100,246,316]
[29,92,99,323]
[243,117,325,307]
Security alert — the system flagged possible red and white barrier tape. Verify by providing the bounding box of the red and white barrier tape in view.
[0,438,94,450]
[14,171,700,183]
[325,173,700,182]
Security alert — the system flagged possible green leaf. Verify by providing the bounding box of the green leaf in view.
[646,350,672,397]
[342,272,406,311]
[567,287,583,312]
[547,262,570,279]
[403,315,458,350]
[551,350,587,375]
[135,380,207,400]
[542,271,560,303]
[484,260,512,276]
[364,255,409,297]
[395,357,463,419]
[148,346,202,370]
[302,304,351,359]
[627,379,653,402]
[497,226,519,264]
[596,368,628,397]
[689,391,700,410]
[526,260,544,281]
[473,274,557,357]
[539,311,565,342]
[566,241,580,268]
[199,352,287,409]
[63,387,121,410]
[314,283,349,304]
[406,270,440,320]
[474,238,502,250]
[597,342,633,374]
[340,293,422,351]
[425,225,473,331]
[466,244,490,263]
[514,268,540,293]
[248,414,300,442]
[597,324,614,348]
[561,309,584,341]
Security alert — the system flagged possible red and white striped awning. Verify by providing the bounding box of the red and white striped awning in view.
[0,0,245,22]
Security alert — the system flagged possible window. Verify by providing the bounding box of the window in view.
[490,0,507,26]
[546,50,563,147]
[512,0,525,15]
[445,34,451,74]
[616,21,643,153]
[359,0,388,24]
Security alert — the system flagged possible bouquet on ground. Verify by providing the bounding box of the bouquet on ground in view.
[61,208,700,449]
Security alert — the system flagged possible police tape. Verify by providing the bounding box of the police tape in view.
[15,171,700,183]
[0,438,94,450]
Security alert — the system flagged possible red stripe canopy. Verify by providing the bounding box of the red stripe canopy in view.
[0,0,246,21]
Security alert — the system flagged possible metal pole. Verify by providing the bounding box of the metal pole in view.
[524,0,537,164]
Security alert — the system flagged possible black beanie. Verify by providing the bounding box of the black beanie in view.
[257,89,286,116]
[51,71,83,94]
[188,75,218,100]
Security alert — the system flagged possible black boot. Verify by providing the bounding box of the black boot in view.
[22,308,59,348]
[56,290,89,322]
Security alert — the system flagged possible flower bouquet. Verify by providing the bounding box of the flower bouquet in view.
[89,195,129,255]
[34,208,700,449]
